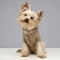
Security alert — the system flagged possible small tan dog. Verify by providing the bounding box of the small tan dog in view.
[17,2,46,58]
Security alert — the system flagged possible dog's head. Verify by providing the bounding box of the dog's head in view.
[17,2,44,30]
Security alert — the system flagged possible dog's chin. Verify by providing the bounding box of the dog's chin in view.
[23,26,34,30]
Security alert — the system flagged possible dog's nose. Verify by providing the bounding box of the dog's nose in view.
[24,18,29,23]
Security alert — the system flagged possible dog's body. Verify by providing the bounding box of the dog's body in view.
[17,2,46,58]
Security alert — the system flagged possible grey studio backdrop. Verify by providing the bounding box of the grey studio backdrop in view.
[0,0,60,48]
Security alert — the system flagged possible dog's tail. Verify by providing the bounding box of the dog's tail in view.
[16,49,21,53]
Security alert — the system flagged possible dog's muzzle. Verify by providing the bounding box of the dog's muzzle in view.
[24,18,29,23]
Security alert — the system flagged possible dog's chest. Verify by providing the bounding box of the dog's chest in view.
[23,28,38,48]
[26,32,36,45]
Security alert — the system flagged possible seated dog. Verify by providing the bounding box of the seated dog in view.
[17,2,46,58]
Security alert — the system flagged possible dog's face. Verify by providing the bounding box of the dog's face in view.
[17,2,44,30]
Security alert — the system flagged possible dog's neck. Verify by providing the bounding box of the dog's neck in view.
[23,27,38,33]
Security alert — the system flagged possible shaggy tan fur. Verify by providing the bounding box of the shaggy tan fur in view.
[17,2,46,58]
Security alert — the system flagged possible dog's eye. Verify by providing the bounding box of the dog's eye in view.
[31,17,33,19]
[24,14,27,16]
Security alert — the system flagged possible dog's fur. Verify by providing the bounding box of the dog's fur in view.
[17,2,46,58]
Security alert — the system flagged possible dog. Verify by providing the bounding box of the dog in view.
[17,2,46,58]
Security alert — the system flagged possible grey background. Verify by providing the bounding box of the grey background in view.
[0,0,60,48]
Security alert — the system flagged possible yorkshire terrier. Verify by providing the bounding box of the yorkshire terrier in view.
[17,2,46,58]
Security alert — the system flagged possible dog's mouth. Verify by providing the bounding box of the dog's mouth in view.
[21,20,29,23]
[21,18,29,23]
[18,19,35,30]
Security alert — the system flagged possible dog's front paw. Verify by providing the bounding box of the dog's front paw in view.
[21,52,29,57]
[36,53,46,58]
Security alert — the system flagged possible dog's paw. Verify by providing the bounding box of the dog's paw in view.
[21,52,29,57]
[21,54,29,57]
[37,53,46,58]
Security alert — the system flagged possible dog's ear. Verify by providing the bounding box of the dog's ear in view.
[18,2,30,16]
[37,10,44,20]
[21,2,30,11]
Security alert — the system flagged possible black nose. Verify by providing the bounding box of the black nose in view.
[24,18,29,23]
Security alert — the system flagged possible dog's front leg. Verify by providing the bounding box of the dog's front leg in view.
[21,41,30,57]
[36,38,46,58]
